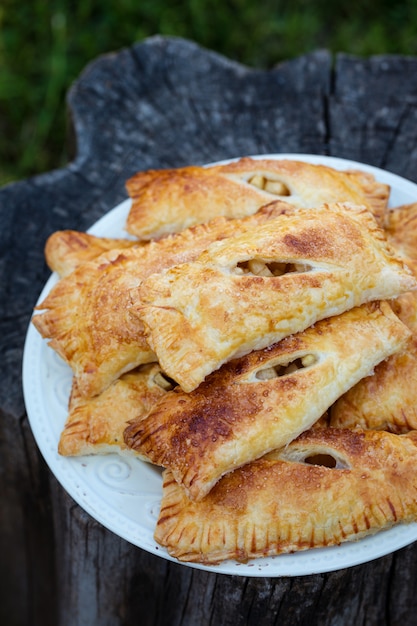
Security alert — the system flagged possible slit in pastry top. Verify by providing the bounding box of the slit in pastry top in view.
[125,157,390,239]
[124,301,411,501]
[251,352,318,380]
[133,202,416,392]
[31,201,293,398]
[234,259,313,276]
[154,428,417,564]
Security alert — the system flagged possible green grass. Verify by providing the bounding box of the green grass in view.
[2,0,417,186]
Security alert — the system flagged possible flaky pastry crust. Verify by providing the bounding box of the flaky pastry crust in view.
[331,202,417,433]
[126,157,390,239]
[135,202,416,392]
[59,363,172,458]
[44,230,140,277]
[125,301,410,500]
[330,292,417,433]
[155,428,417,564]
[126,157,389,239]
[385,203,417,276]
[33,203,294,397]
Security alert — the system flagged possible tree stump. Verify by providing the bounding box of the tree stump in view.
[2,36,417,625]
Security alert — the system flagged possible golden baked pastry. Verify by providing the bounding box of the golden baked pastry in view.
[125,301,411,501]
[45,230,140,277]
[34,157,417,565]
[32,202,294,398]
[126,157,389,239]
[135,202,416,392]
[33,246,155,398]
[59,363,174,457]
[330,292,417,433]
[155,428,417,564]
[385,203,417,275]
[330,202,417,433]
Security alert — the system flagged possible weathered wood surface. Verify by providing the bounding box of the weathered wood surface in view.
[2,36,417,626]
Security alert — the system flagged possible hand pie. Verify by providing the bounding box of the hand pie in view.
[330,203,417,433]
[126,157,390,238]
[155,428,417,564]
[135,202,416,392]
[32,203,294,397]
[33,246,155,398]
[58,363,174,458]
[330,283,417,433]
[44,230,140,277]
[125,301,410,501]
[384,203,417,275]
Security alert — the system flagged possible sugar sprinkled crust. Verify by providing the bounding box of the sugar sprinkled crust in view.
[385,202,417,276]
[32,202,292,398]
[155,428,417,564]
[30,157,417,565]
[125,301,410,501]
[330,293,417,433]
[58,363,171,458]
[134,202,416,392]
[44,230,140,277]
[331,202,417,433]
[126,157,390,239]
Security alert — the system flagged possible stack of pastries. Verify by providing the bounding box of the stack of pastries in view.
[32,157,417,565]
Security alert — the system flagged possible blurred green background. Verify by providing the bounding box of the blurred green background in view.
[2,0,417,187]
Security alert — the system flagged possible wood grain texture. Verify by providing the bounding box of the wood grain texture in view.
[2,36,417,625]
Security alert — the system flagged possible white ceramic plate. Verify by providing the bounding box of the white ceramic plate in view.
[22,154,417,577]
